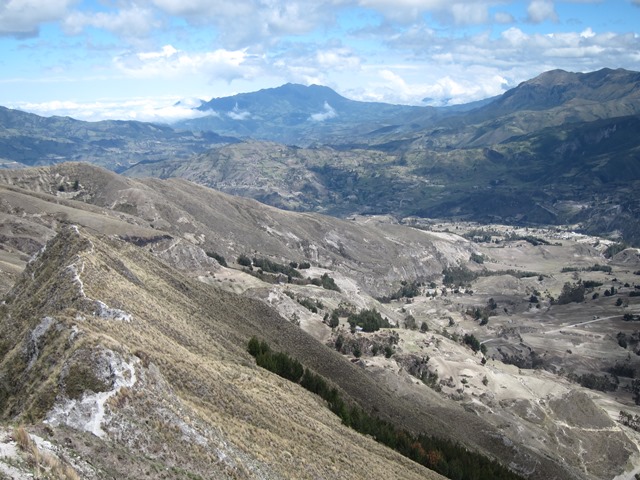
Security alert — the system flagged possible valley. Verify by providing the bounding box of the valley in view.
[0,164,639,479]
[1,67,640,479]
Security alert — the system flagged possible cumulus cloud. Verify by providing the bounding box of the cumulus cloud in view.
[114,45,262,83]
[527,0,558,23]
[0,0,75,37]
[271,42,362,85]
[62,4,160,39]
[309,102,337,121]
[494,11,515,24]
[358,68,507,106]
[149,0,338,48]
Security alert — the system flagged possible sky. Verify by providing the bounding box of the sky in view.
[1,0,639,123]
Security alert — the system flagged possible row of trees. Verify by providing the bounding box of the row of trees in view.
[247,338,525,480]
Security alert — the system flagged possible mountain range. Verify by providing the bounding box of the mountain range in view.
[2,67,639,244]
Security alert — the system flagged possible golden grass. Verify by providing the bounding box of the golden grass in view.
[13,426,81,480]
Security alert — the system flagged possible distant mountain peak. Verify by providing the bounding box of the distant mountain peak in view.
[483,67,640,113]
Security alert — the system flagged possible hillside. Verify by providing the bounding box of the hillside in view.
[0,162,474,297]
[2,68,640,244]
[1,163,639,479]
[125,112,640,244]
[0,225,445,479]
[0,106,237,171]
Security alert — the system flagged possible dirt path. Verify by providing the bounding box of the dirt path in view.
[480,313,626,344]
[542,314,621,335]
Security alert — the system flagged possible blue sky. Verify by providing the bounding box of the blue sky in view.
[1,0,639,122]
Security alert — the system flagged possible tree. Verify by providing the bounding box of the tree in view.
[237,254,252,267]
[405,314,417,330]
[420,322,429,333]
[463,334,481,353]
[557,282,585,305]
[348,309,391,332]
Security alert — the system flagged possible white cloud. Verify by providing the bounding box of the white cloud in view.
[527,0,558,23]
[271,42,362,85]
[150,0,338,47]
[0,0,75,37]
[114,45,262,83]
[494,11,514,24]
[309,101,337,121]
[10,97,211,123]
[227,103,252,120]
[450,3,490,25]
[346,67,508,106]
[62,4,159,38]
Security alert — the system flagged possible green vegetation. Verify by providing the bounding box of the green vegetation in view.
[205,251,227,267]
[568,372,618,392]
[443,266,477,287]
[619,411,640,432]
[462,229,499,243]
[297,297,324,313]
[347,309,391,332]
[248,338,525,480]
[463,334,486,354]
[556,282,585,305]
[404,314,417,330]
[247,337,304,382]
[252,257,302,278]
[65,363,110,400]
[604,243,627,258]
[237,254,252,267]
[480,269,539,279]
[314,273,341,292]
[378,280,421,303]
[470,253,485,264]
[562,264,612,273]
[327,311,339,328]
[505,234,550,246]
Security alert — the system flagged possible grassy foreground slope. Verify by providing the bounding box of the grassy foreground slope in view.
[0,226,444,479]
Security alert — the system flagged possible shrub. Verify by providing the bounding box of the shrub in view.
[463,334,481,353]
[237,254,252,267]
[348,309,391,332]
[328,311,339,328]
[470,253,484,264]
[206,251,228,267]
[298,297,322,313]
[252,257,301,278]
[405,315,417,330]
[604,243,627,258]
[443,266,477,287]
[320,273,341,292]
[557,282,585,305]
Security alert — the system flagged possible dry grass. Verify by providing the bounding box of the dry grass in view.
[13,426,81,480]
